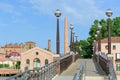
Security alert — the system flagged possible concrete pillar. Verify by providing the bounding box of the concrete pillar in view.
[48,40,51,51]
[64,17,69,55]
[53,54,60,74]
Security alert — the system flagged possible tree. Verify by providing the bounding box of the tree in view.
[73,16,120,58]
[16,61,21,69]
[79,40,92,58]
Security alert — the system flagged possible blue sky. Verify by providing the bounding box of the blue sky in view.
[0,0,120,53]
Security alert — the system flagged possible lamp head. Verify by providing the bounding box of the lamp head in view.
[105,9,112,17]
[55,9,61,17]
[70,24,74,30]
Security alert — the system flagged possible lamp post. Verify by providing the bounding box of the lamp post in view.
[97,24,102,52]
[72,31,75,43]
[70,24,74,51]
[93,40,96,54]
[105,9,112,54]
[72,31,75,52]
[75,35,78,53]
[55,9,61,54]
[75,35,78,42]
[95,34,98,52]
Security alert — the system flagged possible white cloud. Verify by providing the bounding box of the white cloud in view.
[26,0,104,27]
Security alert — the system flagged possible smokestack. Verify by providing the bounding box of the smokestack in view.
[64,17,68,55]
[48,40,51,51]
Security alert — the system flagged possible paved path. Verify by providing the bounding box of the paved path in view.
[53,59,108,80]
[84,59,108,80]
[52,59,81,80]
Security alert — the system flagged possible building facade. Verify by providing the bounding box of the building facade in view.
[20,47,59,71]
[94,36,120,75]
[0,41,36,55]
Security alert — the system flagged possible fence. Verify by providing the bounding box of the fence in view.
[6,53,80,80]
[60,54,73,73]
[94,52,117,80]
[109,60,117,80]
[6,62,57,80]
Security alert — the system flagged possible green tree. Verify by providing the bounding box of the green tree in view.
[73,16,120,58]
[80,40,92,58]
[15,61,21,69]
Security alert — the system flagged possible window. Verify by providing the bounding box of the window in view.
[45,59,49,66]
[116,53,120,59]
[116,64,120,71]
[36,52,39,55]
[26,59,30,67]
[33,58,41,68]
[113,45,116,50]
[105,45,108,50]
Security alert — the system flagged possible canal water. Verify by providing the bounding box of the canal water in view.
[0,77,9,80]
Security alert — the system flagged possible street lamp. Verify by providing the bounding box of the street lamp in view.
[55,9,61,54]
[72,31,75,52]
[70,24,74,51]
[93,40,96,54]
[75,35,78,53]
[105,9,113,54]
[75,35,78,42]
[72,31,75,43]
[97,25,101,52]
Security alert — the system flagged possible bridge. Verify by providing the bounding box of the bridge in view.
[6,52,118,80]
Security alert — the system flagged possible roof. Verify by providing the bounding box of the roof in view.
[101,36,120,43]
[21,46,54,56]
[25,41,35,44]
[2,43,24,48]
[7,52,20,56]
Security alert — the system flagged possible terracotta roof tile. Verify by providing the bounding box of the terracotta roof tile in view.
[101,36,120,43]
[7,52,20,56]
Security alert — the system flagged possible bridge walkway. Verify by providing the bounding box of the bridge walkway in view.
[53,59,108,80]
[52,59,82,80]
[85,59,108,80]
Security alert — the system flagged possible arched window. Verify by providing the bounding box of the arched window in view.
[33,58,41,68]
[45,59,49,66]
[26,59,30,67]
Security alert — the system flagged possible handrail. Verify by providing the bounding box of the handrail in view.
[73,61,86,80]
[6,61,57,80]
[60,54,72,60]
[109,60,117,80]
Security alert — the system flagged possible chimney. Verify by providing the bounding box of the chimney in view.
[64,17,69,55]
[48,40,51,51]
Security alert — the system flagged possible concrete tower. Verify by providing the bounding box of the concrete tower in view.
[64,17,69,55]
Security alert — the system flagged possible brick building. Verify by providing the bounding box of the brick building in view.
[0,41,36,55]
[20,47,59,71]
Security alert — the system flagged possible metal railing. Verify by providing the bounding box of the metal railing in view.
[73,61,86,80]
[109,60,117,80]
[6,61,57,80]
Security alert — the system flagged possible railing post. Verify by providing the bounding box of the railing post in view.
[53,55,60,74]
[72,54,75,62]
